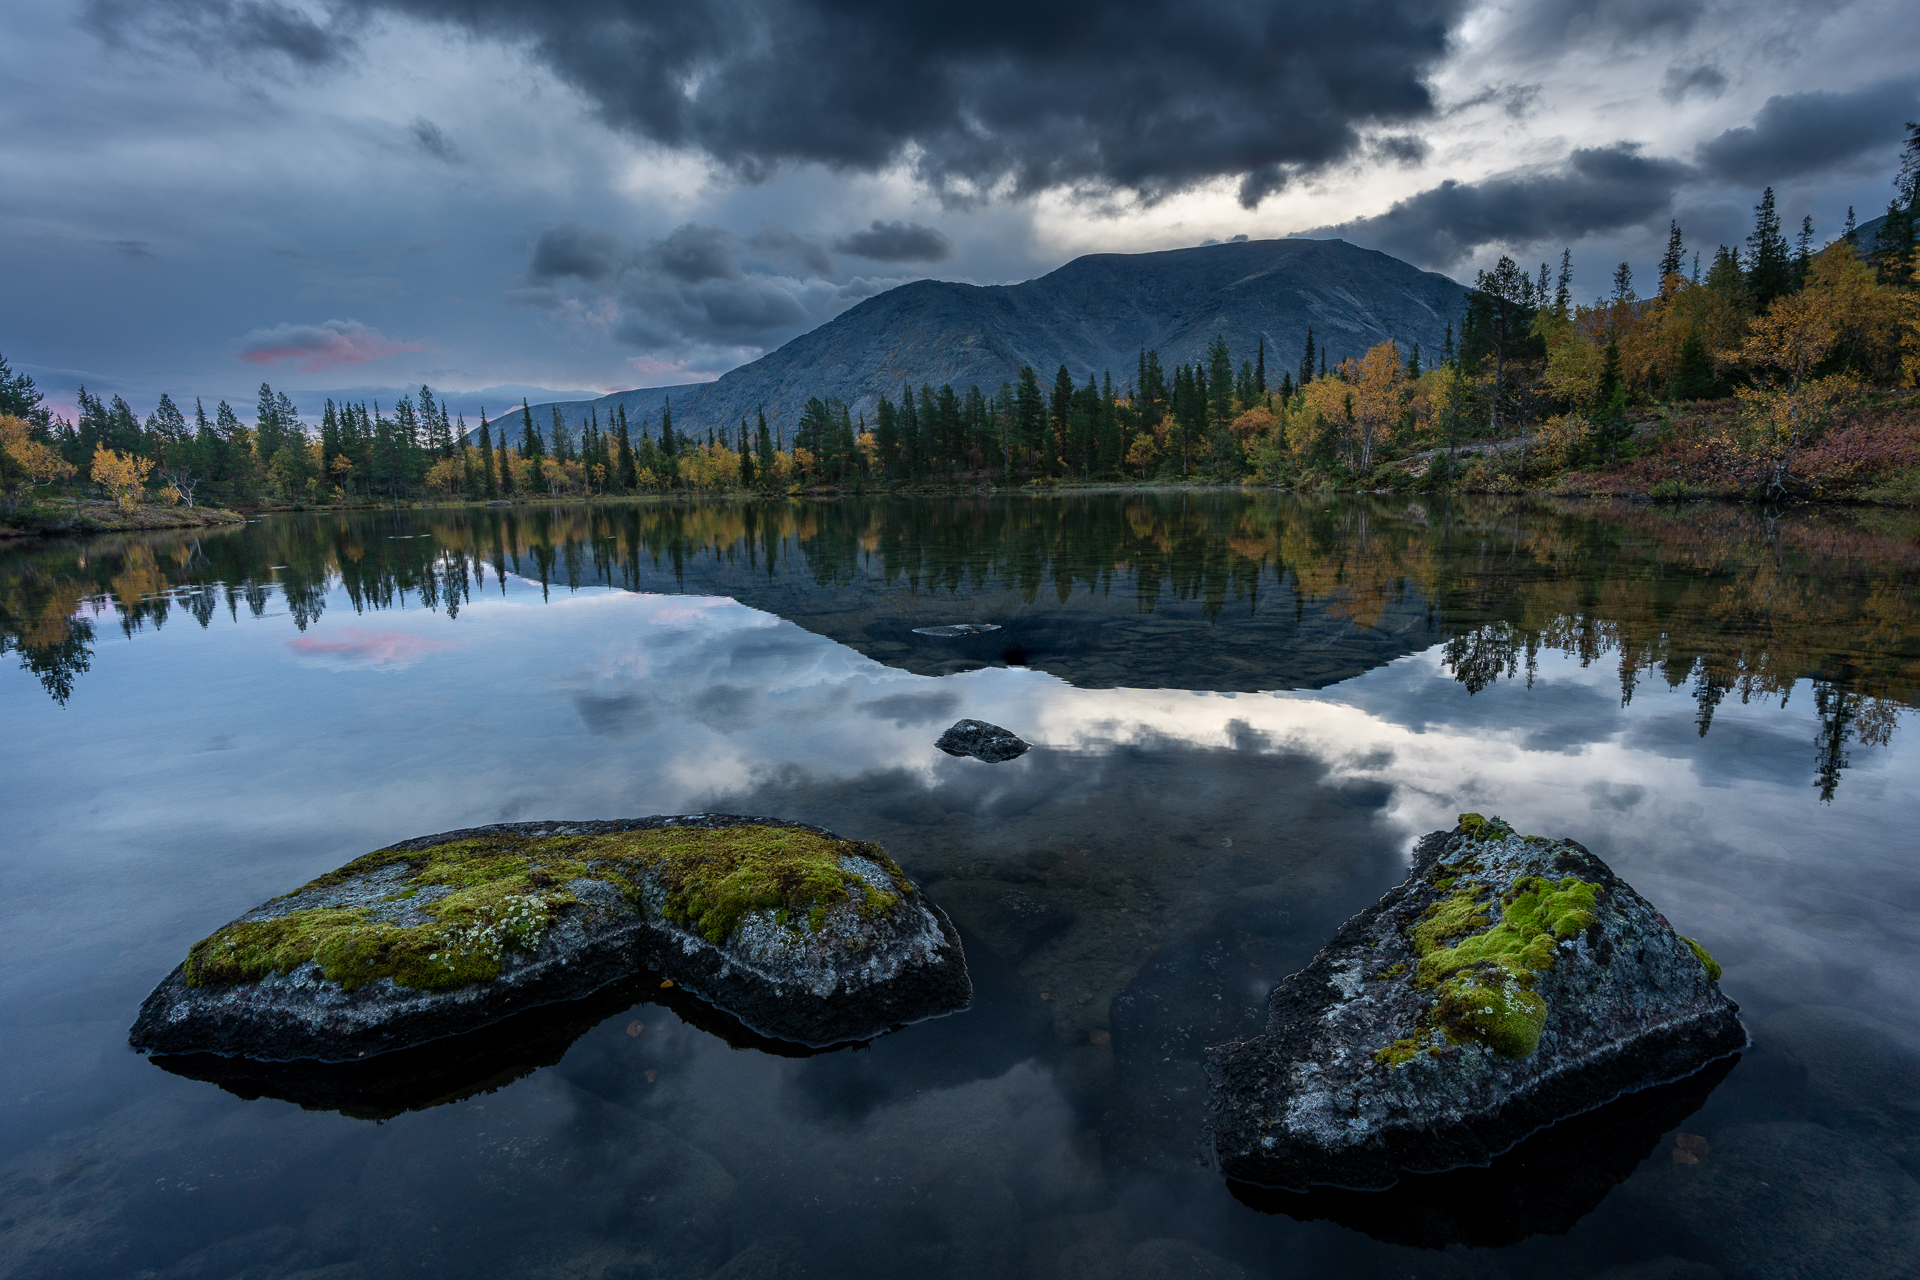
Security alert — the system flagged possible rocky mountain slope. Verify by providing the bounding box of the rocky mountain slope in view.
[483,238,1467,443]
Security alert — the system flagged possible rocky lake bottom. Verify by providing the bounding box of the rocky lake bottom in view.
[2,492,1917,1279]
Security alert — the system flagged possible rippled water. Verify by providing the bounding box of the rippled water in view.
[2,493,1917,1279]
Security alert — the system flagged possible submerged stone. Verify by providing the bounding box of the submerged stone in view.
[129,815,971,1062]
[935,718,1031,763]
[912,623,1001,637]
[1205,816,1745,1189]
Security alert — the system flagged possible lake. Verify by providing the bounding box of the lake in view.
[2,493,1917,1279]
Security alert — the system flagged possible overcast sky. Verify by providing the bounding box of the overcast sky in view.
[4,0,1915,420]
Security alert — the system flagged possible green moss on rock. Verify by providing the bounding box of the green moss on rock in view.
[1679,935,1722,981]
[183,824,910,992]
[1375,816,1602,1067]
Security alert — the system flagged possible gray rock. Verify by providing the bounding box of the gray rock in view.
[129,815,971,1061]
[1206,816,1745,1189]
[935,719,1031,763]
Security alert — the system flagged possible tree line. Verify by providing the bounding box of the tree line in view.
[5,125,1916,510]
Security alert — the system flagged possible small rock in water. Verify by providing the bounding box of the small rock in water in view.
[912,623,1002,637]
[1206,814,1745,1189]
[935,718,1031,763]
[128,815,971,1061]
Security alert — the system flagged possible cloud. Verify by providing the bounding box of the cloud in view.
[285,626,458,669]
[237,318,425,370]
[1491,0,1709,59]
[1315,143,1692,267]
[84,0,360,67]
[1370,134,1432,168]
[408,116,461,162]
[1695,80,1920,185]
[527,223,628,282]
[833,220,953,263]
[126,0,1471,203]
[518,222,829,362]
[1660,61,1727,104]
[102,239,155,258]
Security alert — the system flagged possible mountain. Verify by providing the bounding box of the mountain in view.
[478,237,1467,443]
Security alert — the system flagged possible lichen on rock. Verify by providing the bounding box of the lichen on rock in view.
[1206,816,1746,1190]
[131,815,972,1062]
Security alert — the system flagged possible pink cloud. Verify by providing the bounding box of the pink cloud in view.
[238,319,426,372]
[286,627,459,668]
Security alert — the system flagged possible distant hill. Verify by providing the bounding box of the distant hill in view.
[476,237,1467,443]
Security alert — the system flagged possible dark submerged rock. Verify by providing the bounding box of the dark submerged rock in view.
[935,718,1030,763]
[1206,815,1745,1189]
[129,815,972,1062]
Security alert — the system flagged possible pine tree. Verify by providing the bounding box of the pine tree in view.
[1299,328,1316,387]
[1555,249,1573,316]
[1659,221,1685,282]
[495,410,514,497]
[1611,261,1634,306]
[659,398,676,458]
[755,408,775,484]
[1844,206,1858,243]
[1207,336,1234,426]
[616,407,637,491]
[1407,343,1422,379]
[1254,337,1267,396]
[1746,187,1791,308]
[1870,121,1920,285]
[1794,216,1815,285]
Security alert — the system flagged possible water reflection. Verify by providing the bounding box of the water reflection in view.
[5,494,1914,795]
[1,495,1917,1278]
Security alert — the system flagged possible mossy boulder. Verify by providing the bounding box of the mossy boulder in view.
[1205,817,1745,1189]
[129,815,972,1062]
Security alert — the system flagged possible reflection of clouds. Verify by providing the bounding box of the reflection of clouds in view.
[284,627,459,670]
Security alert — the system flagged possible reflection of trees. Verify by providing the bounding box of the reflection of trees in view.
[2,497,1914,796]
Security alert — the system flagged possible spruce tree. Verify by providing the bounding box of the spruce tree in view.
[1299,328,1316,388]
[1207,336,1233,425]
[755,408,775,483]
[1408,343,1422,379]
[1254,337,1267,396]
[1794,216,1815,285]
[1746,187,1791,308]
[495,411,514,497]
[659,398,676,457]
[1555,250,1573,315]
[616,407,637,491]
[1658,221,1685,282]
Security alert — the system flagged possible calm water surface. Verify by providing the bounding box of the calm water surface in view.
[2,494,1917,1279]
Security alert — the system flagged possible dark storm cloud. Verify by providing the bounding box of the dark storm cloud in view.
[85,0,359,67]
[1497,0,1708,56]
[519,223,817,355]
[1371,135,1432,168]
[408,117,461,162]
[1660,62,1727,104]
[1317,143,1692,267]
[527,223,627,282]
[833,220,953,263]
[1695,80,1920,185]
[125,0,1471,202]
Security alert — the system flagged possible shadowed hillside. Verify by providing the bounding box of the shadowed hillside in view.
[489,238,1466,441]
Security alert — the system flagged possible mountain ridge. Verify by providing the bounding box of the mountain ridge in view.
[478,237,1467,442]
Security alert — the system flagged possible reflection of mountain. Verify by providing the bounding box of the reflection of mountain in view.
[5,495,1915,790]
